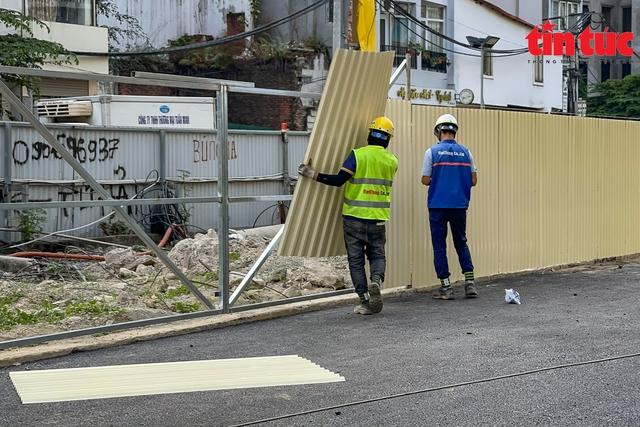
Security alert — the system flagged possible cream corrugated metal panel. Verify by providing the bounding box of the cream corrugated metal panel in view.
[498,110,542,272]
[457,108,501,279]
[10,355,344,404]
[384,99,412,287]
[279,49,395,257]
[410,104,442,287]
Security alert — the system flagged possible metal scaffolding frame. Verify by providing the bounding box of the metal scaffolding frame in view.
[0,66,328,350]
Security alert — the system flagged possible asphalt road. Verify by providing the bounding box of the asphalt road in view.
[1,260,640,427]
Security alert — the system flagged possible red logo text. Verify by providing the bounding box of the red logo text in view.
[526,21,634,57]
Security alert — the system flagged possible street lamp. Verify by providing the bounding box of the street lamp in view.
[466,35,500,109]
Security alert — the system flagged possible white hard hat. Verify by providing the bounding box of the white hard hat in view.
[433,114,459,137]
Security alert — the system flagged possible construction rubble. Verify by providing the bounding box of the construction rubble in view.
[0,226,351,340]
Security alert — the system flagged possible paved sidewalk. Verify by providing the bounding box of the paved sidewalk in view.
[1,260,640,426]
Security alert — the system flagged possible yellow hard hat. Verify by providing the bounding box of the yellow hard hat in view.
[369,116,394,138]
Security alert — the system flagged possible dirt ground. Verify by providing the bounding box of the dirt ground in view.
[0,229,352,341]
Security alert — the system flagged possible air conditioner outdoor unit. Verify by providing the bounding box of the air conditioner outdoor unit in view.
[36,100,93,118]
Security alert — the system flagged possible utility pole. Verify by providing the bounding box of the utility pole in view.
[466,36,499,109]
[480,46,485,109]
[405,52,411,101]
[332,0,343,54]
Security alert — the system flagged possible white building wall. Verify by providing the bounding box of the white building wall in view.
[0,2,109,96]
[99,0,252,48]
[454,0,563,110]
[31,21,109,75]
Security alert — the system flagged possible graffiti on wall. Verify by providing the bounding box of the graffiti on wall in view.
[12,134,120,165]
[193,138,238,163]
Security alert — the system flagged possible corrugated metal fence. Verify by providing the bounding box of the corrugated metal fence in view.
[386,100,640,288]
[3,102,639,289]
[0,122,309,236]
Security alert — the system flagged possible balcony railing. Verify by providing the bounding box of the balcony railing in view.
[380,45,447,73]
[381,45,418,69]
[421,50,447,73]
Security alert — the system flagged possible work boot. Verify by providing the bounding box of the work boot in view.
[368,280,383,313]
[353,293,373,315]
[432,286,454,300]
[353,302,373,315]
[465,282,478,298]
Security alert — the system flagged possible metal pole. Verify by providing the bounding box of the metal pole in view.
[217,85,230,313]
[389,58,407,88]
[159,130,166,184]
[480,45,485,109]
[405,52,412,101]
[0,79,215,310]
[2,123,11,234]
[229,227,283,306]
[281,125,290,195]
[332,0,343,55]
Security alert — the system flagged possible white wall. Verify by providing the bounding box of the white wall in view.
[99,0,252,48]
[261,0,333,46]
[454,0,562,110]
[0,5,109,79]
[31,21,109,76]
[0,0,25,33]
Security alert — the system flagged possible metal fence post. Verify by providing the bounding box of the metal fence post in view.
[2,123,11,234]
[281,123,290,195]
[159,130,167,184]
[217,85,230,313]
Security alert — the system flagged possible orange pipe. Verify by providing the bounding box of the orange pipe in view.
[158,227,173,248]
[11,227,175,261]
[9,252,105,261]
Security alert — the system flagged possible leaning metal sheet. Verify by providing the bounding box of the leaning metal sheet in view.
[9,355,345,404]
[278,49,394,256]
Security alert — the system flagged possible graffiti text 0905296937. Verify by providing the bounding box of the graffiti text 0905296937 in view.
[11,134,120,165]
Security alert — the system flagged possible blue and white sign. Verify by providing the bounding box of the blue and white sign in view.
[159,105,170,114]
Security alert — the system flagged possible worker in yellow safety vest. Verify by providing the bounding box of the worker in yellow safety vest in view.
[298,117,398,315]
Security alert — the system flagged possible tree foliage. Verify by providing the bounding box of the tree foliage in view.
[587,74,640,119]
[0,8,77,94]
[96,0,147,49]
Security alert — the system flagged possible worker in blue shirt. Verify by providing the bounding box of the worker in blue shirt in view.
[298,117,398,315]
[421,114,478,300]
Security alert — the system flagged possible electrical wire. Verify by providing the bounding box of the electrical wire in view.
[10,170,161,249]
[376,0,532,58]
[252,204,278,228]
[377,1,528,60]
[230,351,640,427]
[380,0,530,54]
[73,0,329,57]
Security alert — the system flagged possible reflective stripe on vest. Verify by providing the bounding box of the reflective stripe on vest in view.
[344,199,392,208]
[349,178,394,186]
[343,145,398,221]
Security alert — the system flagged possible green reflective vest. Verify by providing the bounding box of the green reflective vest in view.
[343,145,398,221]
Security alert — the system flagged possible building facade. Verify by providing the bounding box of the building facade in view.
[379,0,563,111]
[99,0,253,49]
[1,0,109,98]
[580,0,640,83]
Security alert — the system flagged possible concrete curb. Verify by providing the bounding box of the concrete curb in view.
[0,284,438,368]
[2,253,637,368]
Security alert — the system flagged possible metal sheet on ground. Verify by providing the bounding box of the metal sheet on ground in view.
[278,49,394,257]
[9,355,344,404]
